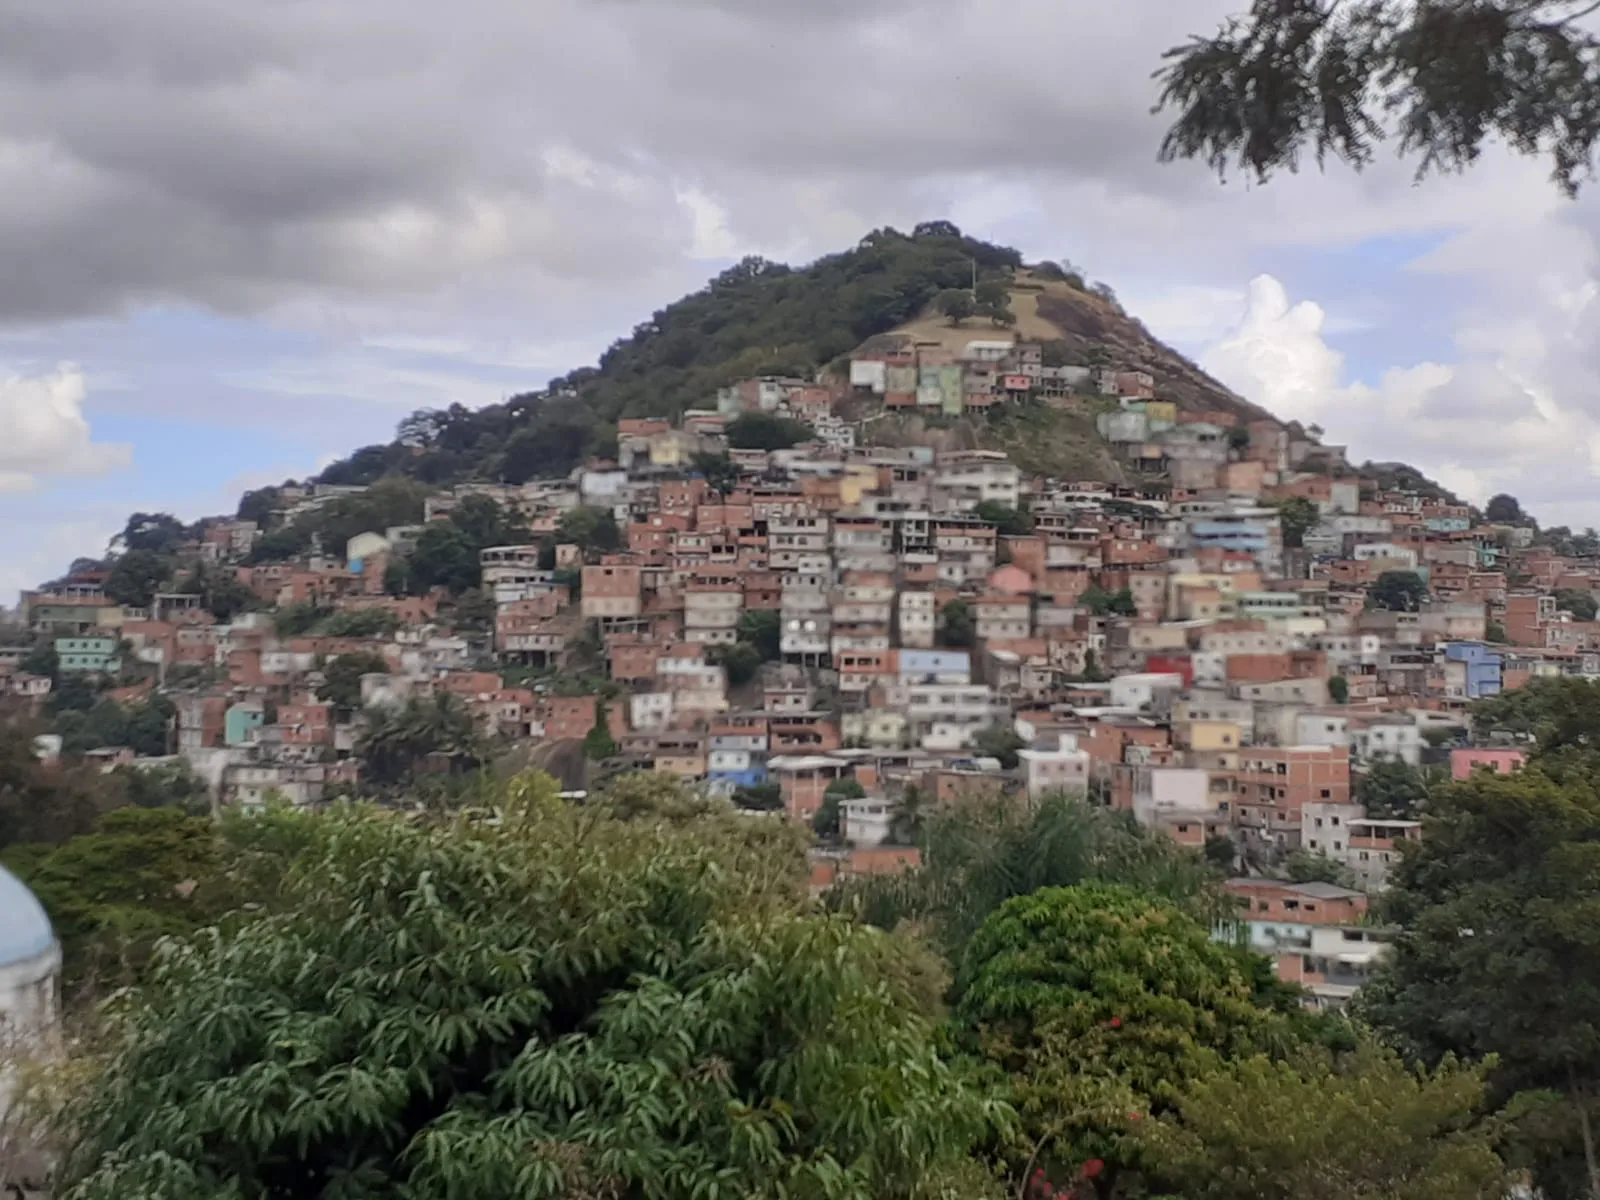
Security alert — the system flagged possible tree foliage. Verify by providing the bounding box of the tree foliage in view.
[1368,569,1430,613]
[11,807,230,995]
[1486,493,1527,525]
[826,792,1225,958]
[357,695,484,787]
[318,652,390,715]
[120,513,188,556]
[1141,1046,1509,1200]
[1274,496,1320,550]
[1156,0,1600,196]
[737,609,782,661]
[62,779,1003,1199]
[103,550,173,608]
[1555,587,1599,622]
[1360,765,1600,1194]
[953,884,1305,1197]
[940,600,975,648]
[973,501,1034,537]
[555,506,622,554]
[304,227,1022,493]
[971,724,1025,770]
[1470,675,1600,751]
[937,288,976,325]
[1359,757,1433,819]
[725,412,813,452]
[0,725,125,849]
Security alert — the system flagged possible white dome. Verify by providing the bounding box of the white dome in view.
[0,865,55,965]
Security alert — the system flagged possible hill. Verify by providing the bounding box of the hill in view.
[307,222,1266,494]
[860,266,1271,427]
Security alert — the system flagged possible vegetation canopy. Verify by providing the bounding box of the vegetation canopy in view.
[63,774,1006,1200]
[1157,0,1600,195]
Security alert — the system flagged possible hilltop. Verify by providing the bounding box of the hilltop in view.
[306,222,1268,494]
[859,265,1271,426]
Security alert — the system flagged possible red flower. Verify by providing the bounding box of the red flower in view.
[1108,1017,1122,1028]
[1081,1159,1105,1179]
[1041,1185,1054,1197]
[1127,1112,1142,1121]
[1033,1169,1046,1179]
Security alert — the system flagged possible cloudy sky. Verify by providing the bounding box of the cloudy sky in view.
[3,0,1598,600]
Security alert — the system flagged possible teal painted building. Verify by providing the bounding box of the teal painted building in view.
[53,635,120,675]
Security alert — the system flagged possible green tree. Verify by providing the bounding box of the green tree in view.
[103,550,172,608]
[500,420,594,485]
[974,500,1034,537]
[827,791,1225,958]
[710,641,761,687]
[318,609,401,638]
[13,806,230,994]
[236,486,280,527]
[1141,1046,1509,1200]
[725,411,813,452]
[1156,0,1600,196]
[1108,587,1138,617]
[583,701,619,761]
[555,505,622,554]
[954,884,1298,1198]
[1556,587,1599,622]
[1203,833,1237,872]
[54,697,170,758]
[1361,767,1600,1195]
[1487,493,1528,524]
[1328,674,1349,704]
[814,778,864,841]
[940,599,975,648]
[937,288,976,325]
[0,723,124,849]
[198,569,256,622]
[1081,584,1115,616]
[318,651,390,715]
[19,640,58,680]
[691,451,741,496]
[732,782,783,812]
[61,782,998,1198]
[111,760,207,813]
[357,695,484,787]
[447,494,528,551]
[974,278,1011,312]
[1274,496,1320,550]
[737,608,782,661]
[1470,675,1600,753]
[408,521,481,594]
[972,723,1025,770]
[1358,757,1431,819]
[1368,570,1429,613]
[273,602,328,636]
[119,513,188,555]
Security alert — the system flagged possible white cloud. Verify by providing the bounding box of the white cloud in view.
[1201,273,1600,524]
[0,364,130,491]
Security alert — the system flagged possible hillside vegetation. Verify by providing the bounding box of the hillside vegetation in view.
[313,222,1026,490]
[307,222,1264,495]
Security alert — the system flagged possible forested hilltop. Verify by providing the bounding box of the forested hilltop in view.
[307,222,1260,493]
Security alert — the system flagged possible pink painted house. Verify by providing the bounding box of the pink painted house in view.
[1449,748,1526,781]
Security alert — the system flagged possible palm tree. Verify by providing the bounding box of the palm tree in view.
[356,694,484,787]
